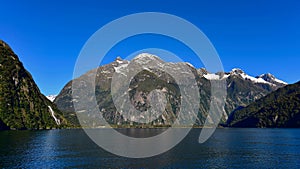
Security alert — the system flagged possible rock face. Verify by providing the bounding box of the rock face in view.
[55,53,286,127]
[0,40,68,130]
[226,81,300,128]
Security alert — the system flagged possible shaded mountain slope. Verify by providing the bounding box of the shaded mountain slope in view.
[0,40,69,130]
[226,81,300,128]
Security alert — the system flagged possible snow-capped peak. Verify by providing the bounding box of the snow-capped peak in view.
[135,53,156,59]
[130,53,165,68]
[229,68,273,85]
[230,68,245,75]
[202,68,287,87]
[185,62,195,68]
[115,56,123,63]
[133,53,162,62]
[113,56,129,74]
[257,73,287,85]
[46,95,57,102]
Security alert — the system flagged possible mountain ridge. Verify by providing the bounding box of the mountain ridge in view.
[55,53,287,127]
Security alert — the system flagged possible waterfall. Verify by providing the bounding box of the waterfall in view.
[48,106,61,125]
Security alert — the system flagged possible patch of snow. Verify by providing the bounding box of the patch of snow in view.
[222,74,230,78]
[114,63,128,73]
[113,63,128,76]
[101,70,111,74]
[134,53,159,60]
[77,110,86,113]
[46,95,57,102]
[241,74,269,84]
[141,67,151,72]
[132,53,163,66]
[10,55,16,60]
[230,68,245,75]
[72,98,78,102]
[231,68,275,85]
[231,68,242,72]
[257,73,287,85]
[274,78,287,85]
[240,73,274,85]
[185,62,195,68]
[116,59,123,64]
[204,74,220,80]
[204,73,229,80]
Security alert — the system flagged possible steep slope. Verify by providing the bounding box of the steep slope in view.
[219,68,284,119]
[226,81,300,128]
[55,53,286,127]
[0,40,68,130]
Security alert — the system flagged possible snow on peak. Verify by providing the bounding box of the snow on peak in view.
[115,56,123,63]
[46,95,57,102]
[185,62,195,68]
[202,68,286,86]
[113,57,129,74]
[113,63,128,74]
[257,73,287,85]
[241,74,273,85]
[131,53,164,67]
[133,53,161,61]
[274,78,287,85]
[227,68,271,85]
[230,68,245,75]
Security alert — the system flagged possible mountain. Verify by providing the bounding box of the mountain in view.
[257,73,287,87]
[0,40,68,130]
[226,81,300,128]
[55,53,286,127]
[204,68,285,119]
[46,95,57,102]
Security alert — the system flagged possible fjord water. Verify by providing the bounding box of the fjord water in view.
[0,129,299,168]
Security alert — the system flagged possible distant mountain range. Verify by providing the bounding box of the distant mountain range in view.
[0,40,69,130]
[1,40,299,129]
[54,53,288,127]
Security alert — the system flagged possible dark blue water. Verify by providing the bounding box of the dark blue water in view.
[0,128,300,168]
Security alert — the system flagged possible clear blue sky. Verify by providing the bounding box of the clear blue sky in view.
[1,0,299,95]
